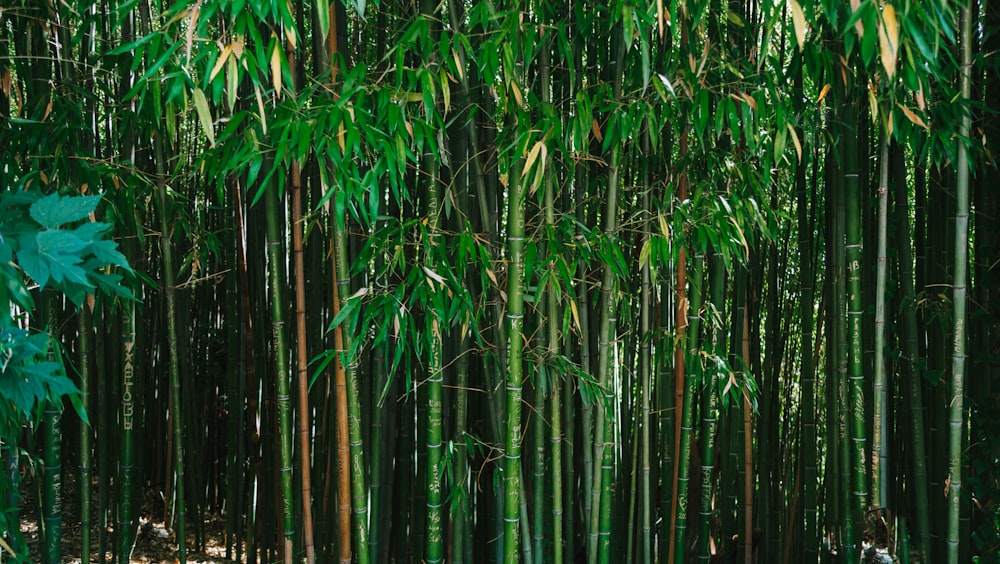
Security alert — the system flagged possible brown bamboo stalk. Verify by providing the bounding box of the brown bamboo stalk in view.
[292,162,317,564]
[668,125,690,564]
[331,240,352,563]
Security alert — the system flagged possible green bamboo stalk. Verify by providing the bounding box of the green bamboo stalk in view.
[674,249,704,564]
[2,444,25,557]
[892,141,930,559]
[96,301,111,563]
[697,250,724,563]
[537,15,559,561]
[424,145,446,564]
[843,95,866,551]
[577,175,595,546]
[502,144,527,564]
[588,27,626,564]
[42,295,62,564]
[452,327,471,564]
[155,136,187,564]
[872,136,890,511]
[947,2,973,560]
[263,179,296,564]
[118,300,138,562]
[223,199,242,561]
[586,148,621,564]
[794,60,818,561]
[331,186,371,564]
[638,130,653,564]
[596,310,616,564]
[626,392,641,564]
[79,303,92,564]
[234,179,262,564]
[740,281,753,564]
[831,119,856,560]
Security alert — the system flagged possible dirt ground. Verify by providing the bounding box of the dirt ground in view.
[14,471,236,564]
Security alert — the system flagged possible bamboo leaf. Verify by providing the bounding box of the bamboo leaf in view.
[314,0,335,38]
[192,87,216,147]
[270,38,282,97]
[878,3,899,78]
[226,55,238,111]
[789,0,807,50]
[184,2,200,64]
[868,81,879,123]
[523,140,543,179]
[254,85,267,134]
[786,122,802,162]
[847,0,868,37]
[209,42,234,82]
[898,103,928,129]
[510,79,524,108]
[816,83,831,103]
[657,73,677,99]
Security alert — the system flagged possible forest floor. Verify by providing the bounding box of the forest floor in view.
[16,470,236,564]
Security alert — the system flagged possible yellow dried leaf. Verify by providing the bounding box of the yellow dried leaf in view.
[592,118,603,143]
[851,0,864,37]
[898,103,928,129]
[510,79,523,108]
[869,80,879,124]
[209,42,234,82]
[232,35,245,59]
[254,84,267,134]
[523,140,544,179]
[817,83,831,104]
[789,0,806,51]
[878,3,899,78]
[270,39,282,98]
[657,0,665,39]
[452,49,464,81]
[185,2,200,64]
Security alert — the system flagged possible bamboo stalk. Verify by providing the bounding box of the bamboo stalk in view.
[42,295,62,564]
[156,139,187,564]
[947,2,973,560]
[262,178,296,564]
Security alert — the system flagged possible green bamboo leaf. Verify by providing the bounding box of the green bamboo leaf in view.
[905,20,936,66]
[640,35,650,93]
[192,87,216,147]
[106,31,159,55]
[316,0,330,39]
[226,55,238,111]
[124,41,182,100]
[843,0,873,36]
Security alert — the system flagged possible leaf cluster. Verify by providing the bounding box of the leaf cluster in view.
[0,190,133,438]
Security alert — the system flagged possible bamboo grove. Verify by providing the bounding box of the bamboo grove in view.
[0,0,998,561]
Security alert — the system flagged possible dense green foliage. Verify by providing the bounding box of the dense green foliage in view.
[1,0,999,562]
